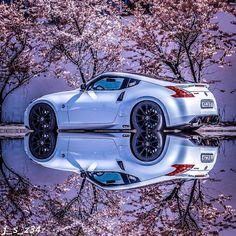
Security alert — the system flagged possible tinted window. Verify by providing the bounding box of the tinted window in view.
[128,78,140,87]
[88,77,126,91]
[87,171,140,186]
[90,172,125,185]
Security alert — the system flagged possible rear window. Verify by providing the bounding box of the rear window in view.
[128,78,140,88]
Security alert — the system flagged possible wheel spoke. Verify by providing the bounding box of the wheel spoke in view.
[29,103,56,131]
[145,104,148,112]
[145,151,148,159]
[150,113,157,117]
[140,107,146,115]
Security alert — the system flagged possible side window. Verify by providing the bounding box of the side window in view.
[89,172,125,185]
[88,77,126,91]
[87,171,140,186]
[127,78,140,88]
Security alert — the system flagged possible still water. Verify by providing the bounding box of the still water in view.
[0,132,236,235]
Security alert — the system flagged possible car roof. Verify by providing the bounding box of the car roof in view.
[100,72,179,86]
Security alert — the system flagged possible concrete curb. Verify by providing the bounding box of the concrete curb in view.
[0,125,28,137]
[198,126,236,132]
[198,125,236,136]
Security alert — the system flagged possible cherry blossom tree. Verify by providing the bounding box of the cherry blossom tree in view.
[0,162,124,235]
[27,0,123,88]
[0,0,122,122]
[1,149,236,236]
[0,134,123,234]
[123,0,236,83]
[118,179,236,235]
[0,2,50,123]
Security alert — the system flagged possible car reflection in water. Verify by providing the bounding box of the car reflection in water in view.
[24,131,219,190]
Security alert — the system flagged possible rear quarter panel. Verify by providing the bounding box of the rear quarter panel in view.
[119,81,218,127]
[118,81,173,126]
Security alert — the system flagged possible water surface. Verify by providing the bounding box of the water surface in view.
[0,133,235,235]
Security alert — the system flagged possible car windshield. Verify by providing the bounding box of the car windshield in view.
[86,171,140,187]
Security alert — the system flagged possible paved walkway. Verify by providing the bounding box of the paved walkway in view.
[1,124,236,138]
[198,125,236,136]
[0,124,29,138]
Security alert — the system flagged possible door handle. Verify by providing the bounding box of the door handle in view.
[117,91,125,102]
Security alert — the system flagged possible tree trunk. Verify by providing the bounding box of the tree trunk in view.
[0,92,5,123]
[0,100,2,124]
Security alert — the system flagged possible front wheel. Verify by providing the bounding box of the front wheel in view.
[131,101,165,132]
[29,131,57,159]
[29,103,57,131]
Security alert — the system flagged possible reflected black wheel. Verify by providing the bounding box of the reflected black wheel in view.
[131,131,165,162]
[29,103,57,131]
[29,132,57,159]
[131,101,165,131]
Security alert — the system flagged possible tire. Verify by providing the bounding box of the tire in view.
[29,131,57,160]
[29,103,57,131]
[131,101,165,132]
[131,131,165,162]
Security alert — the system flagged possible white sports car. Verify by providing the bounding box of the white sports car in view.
[24,72,219,131]
[24,132,219,190]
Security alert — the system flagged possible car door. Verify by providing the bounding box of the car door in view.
[67,76,128,125]
[66,134,122,171]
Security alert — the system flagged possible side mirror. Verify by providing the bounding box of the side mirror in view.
[80,83,86,91]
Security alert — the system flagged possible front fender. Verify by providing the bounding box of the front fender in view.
[24,99,68,129]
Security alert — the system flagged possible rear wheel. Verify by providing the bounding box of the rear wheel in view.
[131,101,165,132]
[131,131,165,162]
[29,103,57,131]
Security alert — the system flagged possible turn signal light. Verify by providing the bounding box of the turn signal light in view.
[166,86,194,98]
[166,164,194,176]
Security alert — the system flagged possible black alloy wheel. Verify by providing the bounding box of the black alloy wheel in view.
[29,103,57,131]
[131,101,165,132]
[29,131,57,160]
[131,131,165,162]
